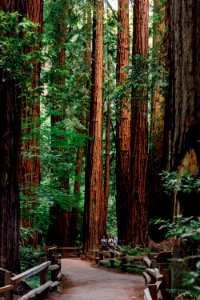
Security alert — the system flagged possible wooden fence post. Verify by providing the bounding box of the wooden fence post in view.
[40,257,47,285]
[121,253,127,272]
[4,271,12,300]
[110,251,115,268]
[162,268,171,300]
[148,284,157,300]
[57,254,61,272]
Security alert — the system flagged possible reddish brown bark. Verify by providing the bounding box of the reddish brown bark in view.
[70,8,92,246]
[116,0,130,242]
[20,0,43,227]
[129,0,149,247]
[83,0,104,252]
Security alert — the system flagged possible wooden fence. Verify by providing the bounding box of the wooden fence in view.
[48,246,82,259]
[89,248,146,270]
[89,248,172,300]
[0,254,61,300]
[143,251,172,300]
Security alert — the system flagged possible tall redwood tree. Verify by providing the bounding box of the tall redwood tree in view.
[20,0,43,227]
[129,0,149,247]
[116,0,130,242]
[147,0,168,239]
[169,0,200,217]
[0,0,25,273]
[83,0,104,252]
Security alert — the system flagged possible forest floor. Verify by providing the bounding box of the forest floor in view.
[46,257,144,300]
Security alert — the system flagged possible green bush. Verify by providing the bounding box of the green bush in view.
[19,246,45,272]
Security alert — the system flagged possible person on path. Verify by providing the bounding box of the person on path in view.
[100,235,108,250]
[108,235,115,249]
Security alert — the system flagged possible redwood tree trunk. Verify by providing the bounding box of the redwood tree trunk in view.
[169,1,200,219]
[20,0,43,228]
[103,99,111,236]
[0,76,21,273]
[0,0,24,273]
[148,0,168,238]
[83,0,104,252]
[129,0,149,247]
[170,1,200,170]
[116,0,130,243]
[168,2,200,290]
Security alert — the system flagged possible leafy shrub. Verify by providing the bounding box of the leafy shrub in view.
[19,246,45,272]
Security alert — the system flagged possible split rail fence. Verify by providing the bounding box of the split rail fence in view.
[88,248,172,300]
[0,253,61,300]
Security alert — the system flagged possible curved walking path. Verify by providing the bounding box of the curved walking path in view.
[47,258,144,300]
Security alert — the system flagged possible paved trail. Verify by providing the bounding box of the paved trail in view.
[47,258,144,300]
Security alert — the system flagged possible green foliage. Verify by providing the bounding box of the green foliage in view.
[26,274,40,289]
[106,196,117,237]
[160,171,200,195]
[183,261,200,298]
[119,245,147,256]
[149,0,166,38]
[156,216,200,298]
[112,53,167,113]
[20,227,39,247]
[157,216,200,240]
[19,246,44,272]
[0,10,43,83]
[0,5,90,240]
[125,267,144,274]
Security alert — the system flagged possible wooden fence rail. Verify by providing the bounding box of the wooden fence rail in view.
[143,251,172,300]
[90,248,146,270]
[48,246,82,260]
[0,256,61,300]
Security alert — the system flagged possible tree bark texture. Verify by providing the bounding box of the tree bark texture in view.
[0,75,21,273]
[0,1,23,273]
[20,0,43,227]
[0,0,23,11]
[129,0,149,247]
[83,0,104,252]
[168,1,200,218]
[170,1,200,170]
[116,0,130,242]
[148,0,168,230]
[103,96,111,236]
[166,1,200,290]
[102,40,111,237]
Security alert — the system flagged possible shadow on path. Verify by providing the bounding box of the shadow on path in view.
[47,258,144,300]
